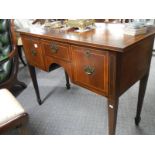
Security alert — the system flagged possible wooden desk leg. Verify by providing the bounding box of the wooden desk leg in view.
[64,71,70,89]
[108,98,119,135]
[27,64,42,105]
[135,73,149,125]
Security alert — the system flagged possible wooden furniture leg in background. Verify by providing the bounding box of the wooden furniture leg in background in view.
[108,98,119,135]
[64,70,70,89]
[27,64,42,105]
[135,73,149,125]
[18,45,26,66]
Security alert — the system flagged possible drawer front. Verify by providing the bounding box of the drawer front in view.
[72,46,108,94]
[22,36,45,69]
[42,40,70,61]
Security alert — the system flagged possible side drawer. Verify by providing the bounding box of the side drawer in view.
[71,46,108,95]
[42,40,70,61]
[21,36,45,69]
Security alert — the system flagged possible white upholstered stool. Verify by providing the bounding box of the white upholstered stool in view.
[0,89,28,134]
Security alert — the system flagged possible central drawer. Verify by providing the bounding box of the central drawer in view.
[42,40,70,61]
[71,46,108,95]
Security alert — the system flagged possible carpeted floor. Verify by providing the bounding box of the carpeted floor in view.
[10,56,155,135]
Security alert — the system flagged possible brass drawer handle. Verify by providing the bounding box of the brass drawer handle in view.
[31,50,37,56]
[51,43,59,53]
[84,65,95,75]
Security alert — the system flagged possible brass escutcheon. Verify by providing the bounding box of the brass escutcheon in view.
[31,50,37,56]
[85,50,91,58]
[51,42,59,53]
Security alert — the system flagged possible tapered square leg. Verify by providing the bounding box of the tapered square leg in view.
[64,70,70,89]
[108,98,119,135]
[135,73,149,125]
[27,64,42,105]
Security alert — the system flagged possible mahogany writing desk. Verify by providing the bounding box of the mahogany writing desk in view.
[19,23,155,134]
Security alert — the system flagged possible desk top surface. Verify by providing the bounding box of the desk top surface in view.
[18,23,155,52]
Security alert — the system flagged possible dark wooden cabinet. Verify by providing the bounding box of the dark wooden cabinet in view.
[19,23,155,134]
